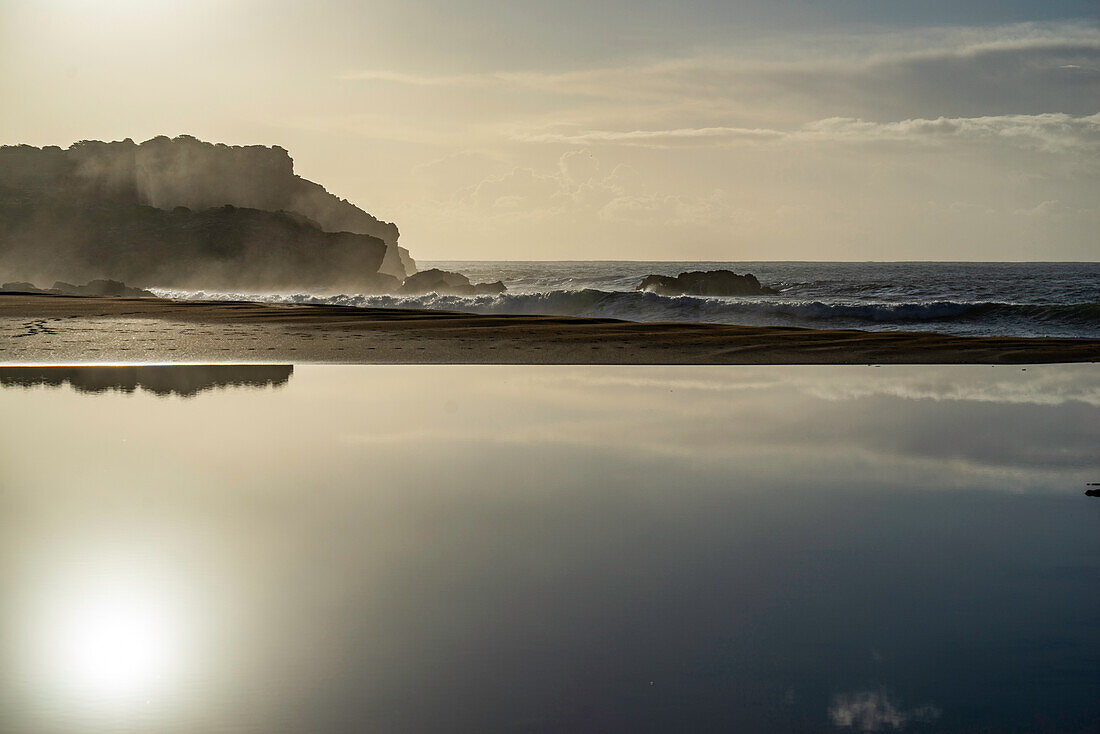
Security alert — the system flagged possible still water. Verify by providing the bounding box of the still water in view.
[0,365,1097,733]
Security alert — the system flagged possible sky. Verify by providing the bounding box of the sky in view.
[1,0,1098,261]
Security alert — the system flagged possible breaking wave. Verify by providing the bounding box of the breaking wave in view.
[151,286,1100,339]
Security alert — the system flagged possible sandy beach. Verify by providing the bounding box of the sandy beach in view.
[2,293,1098,364]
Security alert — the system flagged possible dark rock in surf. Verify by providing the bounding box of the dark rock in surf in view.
[471,280,507,295]
[398,269,506,296]
[636,270,777,297]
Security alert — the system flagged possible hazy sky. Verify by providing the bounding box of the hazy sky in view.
[2,0,1098,260]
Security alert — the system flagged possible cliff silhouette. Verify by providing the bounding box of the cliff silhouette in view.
[0,135,416,291]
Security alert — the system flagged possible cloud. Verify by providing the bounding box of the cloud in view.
[457,166,564,211]
[336,21,1100,259]
[799,112,1100,152]
[343,23,1100,124]
[339,70,493,87]
[531,32,1100,117]
[829,691,941,732]
[447,151,754,230]
[1013,199,1075,217]
[513,126,785,147]
[557,149,600,184]
[411,151,509,198]
[509,112,1100,153]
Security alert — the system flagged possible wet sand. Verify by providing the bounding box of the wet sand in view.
[2,293,1099,364]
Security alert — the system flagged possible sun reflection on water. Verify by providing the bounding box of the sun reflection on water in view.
[20,559,194,720]
[53,588,173,697]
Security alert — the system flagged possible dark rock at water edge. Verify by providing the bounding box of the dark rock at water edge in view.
[398,268,507,296]
[636,270,777,297]
[0,281,41,293]
[2,279,155,297]
[53,279,156,297]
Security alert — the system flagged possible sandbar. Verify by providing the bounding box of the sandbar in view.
[2,293,1098,364]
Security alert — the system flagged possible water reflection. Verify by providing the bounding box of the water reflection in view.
[0,365,1097,733]
[0,365,292,397]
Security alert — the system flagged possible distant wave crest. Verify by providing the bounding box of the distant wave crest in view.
[151,287,1100,338]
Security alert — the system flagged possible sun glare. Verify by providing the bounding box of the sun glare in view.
[27,573,187,707]
[57,593,173,696]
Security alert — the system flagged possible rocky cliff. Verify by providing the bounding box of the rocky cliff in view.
[0,195,396,291]
[0,135,415,290]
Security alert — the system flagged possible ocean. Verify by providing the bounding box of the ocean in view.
[154,261,1100,339]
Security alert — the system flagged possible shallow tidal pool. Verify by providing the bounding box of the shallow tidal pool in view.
[0,364,1097,733]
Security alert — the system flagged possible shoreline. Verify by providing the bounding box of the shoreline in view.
[2,293,1099,365]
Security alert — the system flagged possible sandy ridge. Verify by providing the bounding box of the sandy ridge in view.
[2,293,1099,364]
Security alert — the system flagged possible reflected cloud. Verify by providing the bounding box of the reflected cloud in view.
[0,365,293,397]
[325,366,1100,487]
[829,691,941,731]
[541,366,1100,407]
